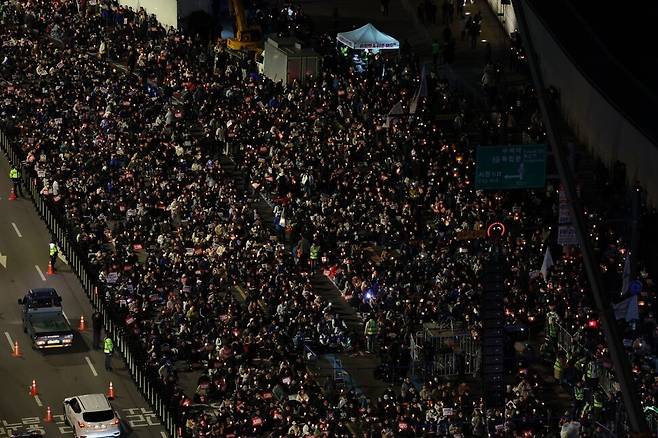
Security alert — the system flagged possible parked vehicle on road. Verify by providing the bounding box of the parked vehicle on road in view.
[18,288,74,349]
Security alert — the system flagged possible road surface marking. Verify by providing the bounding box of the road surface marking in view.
[35,265,46,281]
[34,395,43,407]
[85,356,98,376]
[161,432,168,438]
[4,332,14,350]
[0,252,6,268]
[11,222,22,237]
[62,311,70,325]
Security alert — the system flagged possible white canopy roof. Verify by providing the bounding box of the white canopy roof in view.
[337,23,400,50]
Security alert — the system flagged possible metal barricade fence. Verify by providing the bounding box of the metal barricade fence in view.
[0,128,180,438]
[555,321,581,357]
[598,367,618,397]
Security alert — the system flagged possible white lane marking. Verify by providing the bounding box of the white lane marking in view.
[85,356,98,377]
[62,311,70,325]
[34,395,43,407]
[5,331,14,350]
[160,432,168,438]
[11,222,22,237]
[35,265,46,281]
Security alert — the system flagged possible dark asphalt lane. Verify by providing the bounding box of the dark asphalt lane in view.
[0,154,166,438]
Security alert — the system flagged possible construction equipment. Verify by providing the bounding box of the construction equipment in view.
[226,0,262,52]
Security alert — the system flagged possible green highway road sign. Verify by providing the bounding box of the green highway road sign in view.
[475,144,546,190]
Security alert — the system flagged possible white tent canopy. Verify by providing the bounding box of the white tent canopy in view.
[337,23,400,50]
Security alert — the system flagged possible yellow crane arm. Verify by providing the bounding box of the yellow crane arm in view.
[230,0,247,33]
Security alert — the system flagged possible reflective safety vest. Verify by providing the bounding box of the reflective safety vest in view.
[365,319,378,336]
[103,337,114,354]
[593,392,604,408]
[554,358,563,378]
[587,361,599,379]
[9,168,19,179]
[49,243,57,256]
[309,244,320,260]
[574,386,584,401]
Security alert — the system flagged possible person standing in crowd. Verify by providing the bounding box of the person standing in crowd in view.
[591,389,604,422]
[309,241,320,273]
[98,39,107,59]
[92,311,103,350]
[585,358,600,387]
[554,351,565,385]
[365,315,378,353]
[48,241,58,271]
[432,38,441,68]
[545,309,559,346]
[380,0,390,16]
[573,381,585,417]
[9,165,22,197]
[104,335,114,371]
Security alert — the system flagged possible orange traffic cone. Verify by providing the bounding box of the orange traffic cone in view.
[79,315,86,331]
[44,406,53,423]
[107,382,115,400]
[12,341,21,357]
[29,380,38,396]
[47,260,55,275]
[8,187,16,201]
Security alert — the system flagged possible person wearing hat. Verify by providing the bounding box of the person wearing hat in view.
[49,241,58,271]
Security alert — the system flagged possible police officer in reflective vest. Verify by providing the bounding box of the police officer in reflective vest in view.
[553,352,565,384]
[9,166,22,197]
[364,316,378,353]
[586,359,600,386]
[49,242,58,271]
[592,389,604,421]
[573,381,585,416]
[309,242,320,272]
[104,335,114,371]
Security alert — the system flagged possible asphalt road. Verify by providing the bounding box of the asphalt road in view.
[0,154,166,438]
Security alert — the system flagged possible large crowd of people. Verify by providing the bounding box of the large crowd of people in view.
[0,0,656,436]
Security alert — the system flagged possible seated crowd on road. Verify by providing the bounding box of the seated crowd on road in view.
[0,0,656,436]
